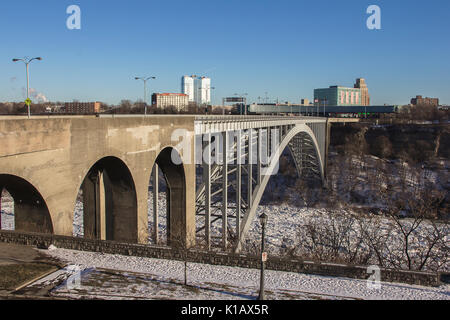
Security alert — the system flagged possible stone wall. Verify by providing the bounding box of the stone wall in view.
[0,230,442,287]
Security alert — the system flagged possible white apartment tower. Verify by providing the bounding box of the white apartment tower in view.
[182,75,212,105]
[181,75,195,102]
[195,76,211,105]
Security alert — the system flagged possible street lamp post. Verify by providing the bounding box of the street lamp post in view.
[12,57,43,118]
[135,76,156,115]
[258,212,268,300]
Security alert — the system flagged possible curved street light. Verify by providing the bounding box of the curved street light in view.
[12,57,43,118]
[135,76,156,115]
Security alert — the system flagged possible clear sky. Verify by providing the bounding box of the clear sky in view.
[1,0,449,105]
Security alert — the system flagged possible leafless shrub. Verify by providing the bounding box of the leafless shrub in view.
[295,208,365,264]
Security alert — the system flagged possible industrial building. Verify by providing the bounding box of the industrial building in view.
[246,103,398,118]
[151,93,189,111]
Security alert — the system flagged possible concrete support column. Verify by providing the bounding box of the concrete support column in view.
[82,171,106,240]
[152,164,159,244]
[81,170,115,241]
[82,175,96,239]
[98,171,107,241]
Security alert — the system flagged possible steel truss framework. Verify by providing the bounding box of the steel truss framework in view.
[191,116,327,253]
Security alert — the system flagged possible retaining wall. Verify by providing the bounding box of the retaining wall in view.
[0,230,442,287]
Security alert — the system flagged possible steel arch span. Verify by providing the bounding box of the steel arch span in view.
[194,117,328,252]
[234,123,324,253]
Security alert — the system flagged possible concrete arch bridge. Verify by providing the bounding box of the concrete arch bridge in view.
[0,115,328,253]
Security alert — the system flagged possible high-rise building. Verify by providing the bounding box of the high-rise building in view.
[181,75,195,102]
[195,76,211,105]
[354,78,370,106]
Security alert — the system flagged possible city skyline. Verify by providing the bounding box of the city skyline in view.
[1,0,449,106]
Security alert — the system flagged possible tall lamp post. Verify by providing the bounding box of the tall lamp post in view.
[258,212,268,300]
[135,76,156,115]
[12,57,43,118]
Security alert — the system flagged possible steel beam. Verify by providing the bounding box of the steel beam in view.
[236,129,242,243]
[222,131,228,249]
[247,129,253,205]
[203,133,212,250]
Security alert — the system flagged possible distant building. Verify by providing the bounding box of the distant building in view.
[181,75,195,102]
[314,86,361,106]
[195,77,212,105]
[410,95,439,107]
[354,78,370,106]
[182,75,213,106]
[152,93,189,111]
[301,99,309,106]
[314,78,370,107]
[64,102,101,114]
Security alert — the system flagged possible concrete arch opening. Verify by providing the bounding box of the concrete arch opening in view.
[74,157,138,243]
[0,174,53,234]
[149,147,187,247]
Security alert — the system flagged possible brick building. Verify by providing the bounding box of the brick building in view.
[64,102,101,114]
[410,95,439,107]
[354,78,370,106]
[152,93,189,111]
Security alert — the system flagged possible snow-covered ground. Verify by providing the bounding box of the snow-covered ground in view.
[71,191,327,255]
[36,247,450,300]
[4,187,446,272]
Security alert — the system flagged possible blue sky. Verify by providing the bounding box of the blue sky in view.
[1,0,449,105]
